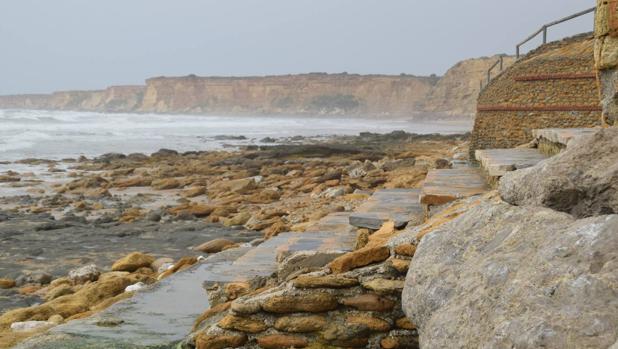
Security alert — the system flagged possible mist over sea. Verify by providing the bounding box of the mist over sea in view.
[0,109,472,161]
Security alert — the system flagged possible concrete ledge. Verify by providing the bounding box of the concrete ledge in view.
[475,148,548,178]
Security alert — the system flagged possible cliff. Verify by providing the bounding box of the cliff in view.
[0,56,511,118]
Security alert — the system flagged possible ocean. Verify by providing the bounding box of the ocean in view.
[0,109,472,161]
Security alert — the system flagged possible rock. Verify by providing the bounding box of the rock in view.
[402,198,618,349]
[44,284,74,301]
[182,186,207,198]
[434,158,451,169]
[257,334,308,349]
[48,314,64,324]
[278,251,346,281]
[68,264,100,285]
[499,128,618,218]
[10,320,54,332]
[209,178,256,195]
[194,239,237,253]
[292,274,359,289]
[151,148,179,158]
[151,257,174,272]
[317,187,345,199]
[196,332,248,349]
[274,315,327,333]
[362,278,405,294]
[389,258,410,273]
[111,252,155,272]
[125,282,147,292]
[217,314,267,333]
[380,333,419,349]
[394,243,416,257]
[346,314,391,331]
[340,293,396,312]
[221,211,252,227]
[262,291,338,313]
[329,245,390,273]
[395,317,416,330]
[0,278,16,289]
[151,178,182,190]
[95,317,125,327]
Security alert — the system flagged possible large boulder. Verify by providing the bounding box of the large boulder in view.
[402,198,618,349]
[500,128,618,218]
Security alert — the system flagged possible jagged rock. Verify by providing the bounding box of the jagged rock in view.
[403,198,618,349]
[500,128,618,218]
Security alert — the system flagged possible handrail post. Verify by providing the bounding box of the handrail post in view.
[516,45,520,59]
[542,26,548,44]
[499,56,504,71]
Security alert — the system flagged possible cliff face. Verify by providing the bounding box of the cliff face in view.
[0,56,512,118]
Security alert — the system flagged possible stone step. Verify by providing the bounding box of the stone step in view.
[420,168,489,210]
[475,148,548,179]
[533,127,600,155]
[349,189,423,230]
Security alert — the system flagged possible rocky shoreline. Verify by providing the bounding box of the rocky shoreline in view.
[0,131,468,348]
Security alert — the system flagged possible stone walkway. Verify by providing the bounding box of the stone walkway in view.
[475,148,548,178]
[349,189,423,229]
[420,168,488,212]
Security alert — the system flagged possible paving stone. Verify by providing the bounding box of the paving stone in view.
[349,189,423,230]
[420,168,488,208]
[475,148,548,178]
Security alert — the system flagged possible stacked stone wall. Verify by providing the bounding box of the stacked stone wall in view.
[470,34,602,158]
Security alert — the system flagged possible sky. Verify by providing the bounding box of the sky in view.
[0,0,596,95]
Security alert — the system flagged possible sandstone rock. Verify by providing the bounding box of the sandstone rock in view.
[403,199,618,349]
[151,178,182,190]
[321,323,370,346]
[221,211,252,227]
[194,239,237,253]
[393,243,416,257]
[68,264,100,285]
[124,282,147,292]
[278,251,346,282]
[329,245,390,273]
[182,186,207,198]
[340,293,396,312]
[217,314,267,333]
[47,314,64,325]
[0,278,16,289]
[257,334,308,349]
[113,176,151,188]
[380,333,419,349]
[346,314,391,331]
[389,258,410,273]
[274,315,327,333]
[292,274,359,289]
[44,284,74,301]
[111,252,155,272]
[500,128,618,218]
[151,257,174,272]
[362,278,405,294]
[395,317,416,330]
[209,178,256,195]
[195,332,248,349]
[224,282,250,301]
[262,292,338,313]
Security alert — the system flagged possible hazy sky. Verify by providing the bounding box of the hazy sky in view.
[0,1,595,95]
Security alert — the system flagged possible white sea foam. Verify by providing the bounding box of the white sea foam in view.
[0,109,472,161]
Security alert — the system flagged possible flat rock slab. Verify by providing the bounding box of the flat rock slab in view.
[532,127,601,146]
[475,148,548,178]
[349,189,423,230]
[304,212,355,234]
[420,168,489,207]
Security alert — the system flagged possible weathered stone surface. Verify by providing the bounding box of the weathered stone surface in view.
[393,244,415,257]
[403,198,618,349]
[217,314,267,333]
[262,292,338,314]
[111,252,154,272]
[194,239,237,254]
[292,274,359,289]
[346,314,391,332]
[475,148,548,178]
[68,264,100,285]
[340,294,395,312]
[500,128,618,217]
[257,334,308,349]
[274,315,327,333]
[328,246,390,274]
[349,189,423,229]
[195,332,248,349]
[420,168,488,206]
[361,278,405,294]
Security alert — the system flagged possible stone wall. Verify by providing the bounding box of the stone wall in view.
[595,0,618,125]
[470,34,602,158]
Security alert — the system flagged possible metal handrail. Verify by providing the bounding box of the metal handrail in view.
[516,7,596,58]
[481,6,597,91]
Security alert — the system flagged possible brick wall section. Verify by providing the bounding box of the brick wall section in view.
[470,34,602,158]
